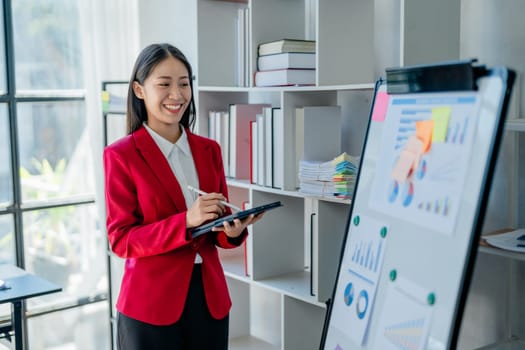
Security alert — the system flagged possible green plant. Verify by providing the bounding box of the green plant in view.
[20,158,76,264]
[20,158,66,200]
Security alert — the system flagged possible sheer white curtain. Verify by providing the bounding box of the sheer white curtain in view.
[79,0,140,226]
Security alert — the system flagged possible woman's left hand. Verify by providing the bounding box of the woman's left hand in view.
[212,212,265,238]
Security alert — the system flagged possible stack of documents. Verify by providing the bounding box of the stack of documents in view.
[332,153,359,199]
[298,160,336,196]
[298,153,359,198]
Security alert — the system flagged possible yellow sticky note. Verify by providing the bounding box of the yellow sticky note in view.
[431,106,451,143]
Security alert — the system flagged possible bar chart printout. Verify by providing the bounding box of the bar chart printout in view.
[327,215,389,347]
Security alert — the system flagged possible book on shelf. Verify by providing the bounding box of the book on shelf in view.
[249,120,257,184]
[272,108,298,191]
[258,38,316,56]
[254,68,315,87]
[257,52,316,71]
[229,103,270,180]
[235,6,250,87]
[271,108,284,190]
[255,107,279,188]
[263,107,273,188]
[208,110,230,177]
[256,113,265,186]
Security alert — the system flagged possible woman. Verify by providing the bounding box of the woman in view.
[104,43,261,349]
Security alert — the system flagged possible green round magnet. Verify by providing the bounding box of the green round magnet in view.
[380,227,387,238]
[427,293,436,305]
[353,216,360,226]
[389,269,397,281]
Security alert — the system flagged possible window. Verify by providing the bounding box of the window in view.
[0,4,5,94]
[0,106,13,207]
[17,101,91,202]
[12,0,83,92]
[1,0,110,348]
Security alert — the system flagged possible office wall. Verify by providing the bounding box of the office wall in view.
[457,1,525,348]
[137,0,198,77]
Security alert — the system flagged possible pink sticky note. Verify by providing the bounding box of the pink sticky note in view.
[371,91,389,122]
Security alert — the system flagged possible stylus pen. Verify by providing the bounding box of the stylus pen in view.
[187,185,242,212]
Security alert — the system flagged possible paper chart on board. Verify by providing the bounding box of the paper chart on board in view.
[328,215,389,346]
[374,275,434,350]
[369,93,480,234]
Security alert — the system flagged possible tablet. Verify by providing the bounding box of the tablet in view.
[190,201,283,238]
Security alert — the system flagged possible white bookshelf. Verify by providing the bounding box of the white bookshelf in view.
[192,0,468,349]
[194,2,374,347]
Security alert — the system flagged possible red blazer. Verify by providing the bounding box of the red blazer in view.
[103,126,245,325]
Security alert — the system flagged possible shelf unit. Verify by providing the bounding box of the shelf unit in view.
[190,1,462,348]
[197,86,375,346]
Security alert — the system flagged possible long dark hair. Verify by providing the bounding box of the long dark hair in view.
[126,43,196,134]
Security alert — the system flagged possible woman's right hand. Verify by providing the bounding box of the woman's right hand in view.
[185,192,227,228]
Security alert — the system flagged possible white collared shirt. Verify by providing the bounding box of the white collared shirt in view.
[144,124,202,263]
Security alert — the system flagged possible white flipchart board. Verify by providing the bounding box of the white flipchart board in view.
[321,62,515,350]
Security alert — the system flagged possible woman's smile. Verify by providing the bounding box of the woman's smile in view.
[164,103,183,112]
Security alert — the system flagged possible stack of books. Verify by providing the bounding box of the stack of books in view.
[332,153,359,199]
[254,38,316,87]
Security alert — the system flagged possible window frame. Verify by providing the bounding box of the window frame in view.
[0,0,108,347]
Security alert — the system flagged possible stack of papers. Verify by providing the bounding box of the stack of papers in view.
[299,160,334,181]
[299,179,337,196]
[298,153,360,198]
[298,160,335,196]
[483,229,525,253]
[332,153,359,199]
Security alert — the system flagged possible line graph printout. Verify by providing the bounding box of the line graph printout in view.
[369,93,480,234]
[373,276,433,350]
[326,215,389,347]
